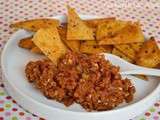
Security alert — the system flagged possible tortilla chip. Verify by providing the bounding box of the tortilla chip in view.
[113,42,143,60]
[112,48,134,63]
[58,26,67,41]
[33,27,67,64]
[80,44,112,54]
[96,20,127,40]
[18,36,35,49]
[10,18,60,32]
[114,44,136,60]
[130,42,144,52]
[135,37,160,68]
[112,47,148,80]
[103,45,113,53]
[81,40,97,46]
[30,46,42,54]
[97,21,144,45]
[65,17,115,34]
[67,6,94,40]
[65,40,80,52]
[58,26,80,52]
[85,17,115,28]
[18,36,43,54]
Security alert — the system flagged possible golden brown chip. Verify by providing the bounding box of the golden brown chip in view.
[112,47,148,80]
[130,42,144,52]
[135,37,160,68]
[103,45,113,53]
[18,36,35,49]
[114,44,136,60]
[10,18,60,32]
[81,40,97,46]
[85,17,115,28]
[65,40,80,52]
[33,27,67,64]
[18,36,42,54]
[62,17,115,29]
[30,46,42,54]
[112,48,134,63]
[58,26,67,41]
[77,18,115,34]
[96,20,127,40]
[58,26,80,52]
[67,6,94,40]
[113,42,143,61]
[97,21,144,45]
[80,44,112,54]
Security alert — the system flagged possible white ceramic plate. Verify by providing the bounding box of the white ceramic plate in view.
[1,15,160,120]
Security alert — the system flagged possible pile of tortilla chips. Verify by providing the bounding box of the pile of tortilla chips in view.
[11,6,160,73]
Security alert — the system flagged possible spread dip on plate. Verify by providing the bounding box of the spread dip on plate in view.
[25,51,135,111]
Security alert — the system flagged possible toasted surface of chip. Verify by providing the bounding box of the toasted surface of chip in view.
[85,17,115,28]
[33,27,67,64]
[130,42,144,52]
[112,48,134,63]
[18,36,34,49]
[80,44,112,54]
[81,40,97,46]
[30,46,42,54]
[136,37,160,68]
[57,26,67,44]
[84,18,115,34]
[18,36,42,54]
[114,44,136,60]
[97,21,144,45]
[18,26,80,53]
[96,20,127,40]
[67,6,94,40]
[112,48,148,80]
[58,26,80,51]
[65,40,80,52]
[103,45,113,53]
[10,18,60,31]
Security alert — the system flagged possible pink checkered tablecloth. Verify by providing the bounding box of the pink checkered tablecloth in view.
[0,0,160,120]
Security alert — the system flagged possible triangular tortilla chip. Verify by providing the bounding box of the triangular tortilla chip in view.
[18,36,34,49]
[135,37,160,68]
[18,36,42,54]
[80,44,112,54]
[114,44,136,60]
[97,21,144,45]
[67,6,94,40]
[33,27,67,64]
[112,48,134,63]
[112,48,148,80]
[96,20,128,40]
[85,17,115,28]
[114,42,144,59]
[130,42,144,52]
[30,46,42,54]
[81,40,97,46]
[65,40,80,52]
[10,19,60,32]
[58,26,80,52]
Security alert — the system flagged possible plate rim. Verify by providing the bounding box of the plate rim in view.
[1,14,160,117]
